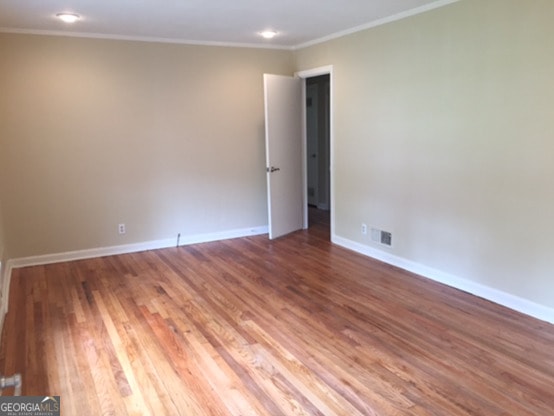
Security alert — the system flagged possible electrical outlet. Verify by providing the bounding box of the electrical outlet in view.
[361,223,367,235]
[118,223,126,234]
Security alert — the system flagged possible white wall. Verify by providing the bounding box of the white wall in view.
[0,34,293,258]
[294,0,554,312]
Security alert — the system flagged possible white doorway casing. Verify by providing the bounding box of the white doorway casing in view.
[306,75,330,211]
[295,66,334,237]
[306,82,319,207]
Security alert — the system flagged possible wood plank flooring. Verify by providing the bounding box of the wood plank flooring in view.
[1,209,553,415]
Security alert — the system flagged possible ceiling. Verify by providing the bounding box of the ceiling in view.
[0,0,456,49]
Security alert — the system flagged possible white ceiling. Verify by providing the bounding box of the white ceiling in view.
[0,0,457,49]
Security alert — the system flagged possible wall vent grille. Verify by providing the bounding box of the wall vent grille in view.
[371,228,392,247]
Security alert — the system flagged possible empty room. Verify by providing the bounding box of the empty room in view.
[0,0,553,414]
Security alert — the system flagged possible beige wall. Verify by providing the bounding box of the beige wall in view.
[295,0,554,309]
[0,97,6,265]
[0,198,8,316]
[0,199,6,266]
[1,0,553,313]
[0,200,5,259]
[0,34,293,258]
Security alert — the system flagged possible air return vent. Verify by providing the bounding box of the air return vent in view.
[371,228,392,247]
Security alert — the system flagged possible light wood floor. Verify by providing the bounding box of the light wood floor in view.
[1,209,553,415]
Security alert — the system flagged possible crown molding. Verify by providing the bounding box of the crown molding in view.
[293,0,460,50]
[0,27,292,50]
[1,0,460,51]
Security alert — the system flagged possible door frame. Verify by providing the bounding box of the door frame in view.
[295,65,334,238]
[305,82,319,207]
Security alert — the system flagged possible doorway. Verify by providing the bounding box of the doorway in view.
[305,74,331,236]
[263,66,333,240]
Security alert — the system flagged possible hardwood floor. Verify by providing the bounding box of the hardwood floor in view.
[1,209,553,415]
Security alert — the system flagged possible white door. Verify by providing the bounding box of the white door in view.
[263,74,303,239]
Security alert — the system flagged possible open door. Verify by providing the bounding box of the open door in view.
[264,74,303,239]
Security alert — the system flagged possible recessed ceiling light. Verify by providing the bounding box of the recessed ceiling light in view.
[56,13,80,23]
[260,30,278,39]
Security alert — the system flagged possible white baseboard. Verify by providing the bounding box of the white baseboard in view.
[9,225,268,269]
[1,225,268,331]
[332,234,554,325]
[6,226,552,326]
[0,260,13,333]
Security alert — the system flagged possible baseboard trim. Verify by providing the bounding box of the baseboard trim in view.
[0,260,11,332]
[332,234,554,325]
[1,225,266,332]
[8,227,552,325]
[9,225,269,269]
